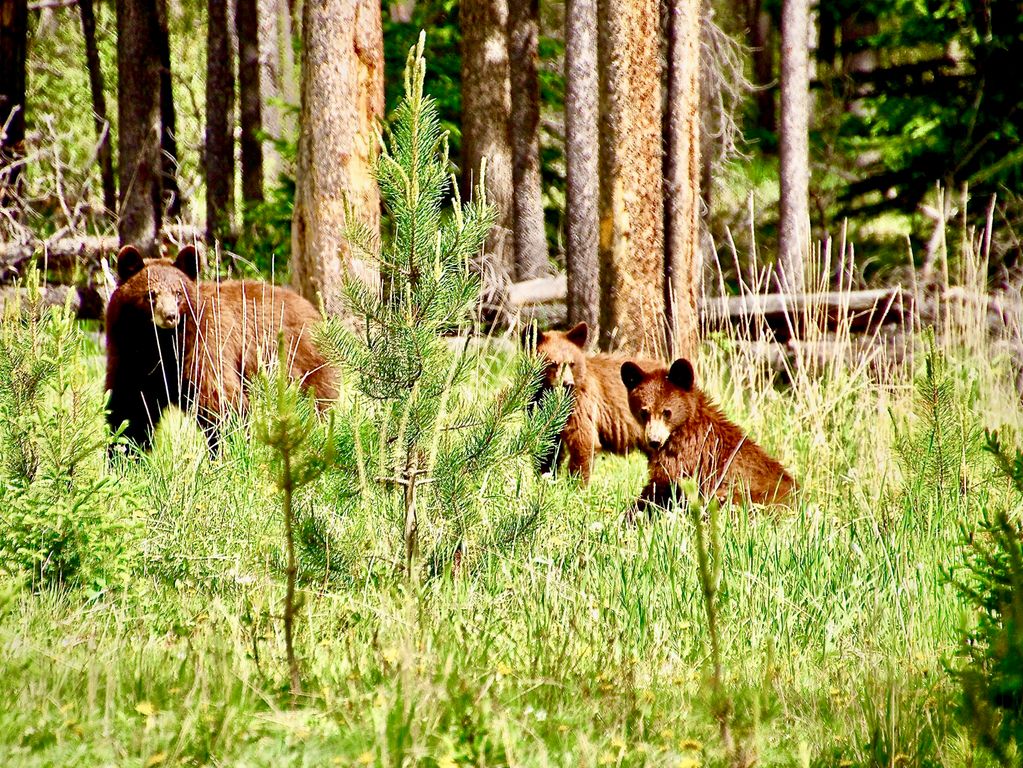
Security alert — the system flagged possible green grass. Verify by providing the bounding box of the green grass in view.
[1,309,1018,766]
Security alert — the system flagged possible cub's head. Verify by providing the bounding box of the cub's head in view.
[620,358,697,450]
[113,245,199,330]
[525,321,590,389]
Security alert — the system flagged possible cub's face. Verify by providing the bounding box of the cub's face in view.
[115,245,199,330]
[529,322,590,389]
[620,359,697,450]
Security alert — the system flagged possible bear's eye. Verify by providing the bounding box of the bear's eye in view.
[639,408,650,422]
[147,289,156,303]
[663,409,672,420]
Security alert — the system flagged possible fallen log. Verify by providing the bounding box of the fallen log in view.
[0,285,108,321]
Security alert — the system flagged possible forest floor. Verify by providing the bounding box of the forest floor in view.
[0,312,1018,767]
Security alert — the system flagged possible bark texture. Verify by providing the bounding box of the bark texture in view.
[662,0,702,360]
[778,0,809,292]
[206,0,235,241]
[460,0,515,277]
[80,0,117,215]
[156,0,180,217]
[256,0,297,187]
[564,0,600,333]
[0,0,28,210]
[597,0,665,353]
[507,0,548,280]
[116,0,163,256]
[747,0,775,132]
[237,0,264,205]
[291,0,383,317]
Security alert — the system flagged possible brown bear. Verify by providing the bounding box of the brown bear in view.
[105,244,337,451]
[527,321,654,484]
[620,358,796,510]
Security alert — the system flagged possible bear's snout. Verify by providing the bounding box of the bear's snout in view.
[644,419,671,450]
[153,295,182,329]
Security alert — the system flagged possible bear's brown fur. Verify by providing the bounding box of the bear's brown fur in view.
[620,358,796,509]
[529,322,654,484]
[105,244,337,450]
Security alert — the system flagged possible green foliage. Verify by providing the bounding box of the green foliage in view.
[894,334,984,511]
[322,36,570,577]
[0,281,132,593]
[952,431,1023,761]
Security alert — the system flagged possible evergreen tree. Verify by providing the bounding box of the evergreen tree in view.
[322,36,570,579]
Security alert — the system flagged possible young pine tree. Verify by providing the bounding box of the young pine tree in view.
[321,35,569,580]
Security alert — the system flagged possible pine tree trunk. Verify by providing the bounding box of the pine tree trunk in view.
[156,0,180,218]
[597,0,664,353]
[80,0,117,216]
[116,0,163,257]
[257,0,296,188]
[291,0,383,317]
[564,0,599,332]
[460,0,515,278]
[237,0,264,207]
[778,0,809,292]
[662,0,702,360]
[747,0,775,133]
[507,0,548,280]
[0,0,28,212]
[206,0,235,241]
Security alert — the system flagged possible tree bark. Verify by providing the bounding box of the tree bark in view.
[116,0,163,257]
[778,0,809,293]
[206,0,235,241]
[564,0,599,333]
[507,0,548,281]
[747,0,775,134]
[460,0,515,278]
[237,0,264,206]
[662,0,702,360]
[291,0,383,317]
[79,0,117,215]
[596,0,665,353]
[0,0,29,211]
[156,0,180,218]
[257,0,297,187]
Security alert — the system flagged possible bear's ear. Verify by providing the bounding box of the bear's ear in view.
[565,321,589,348]
[520,322,544,350]
[667,358,695,392]
[620,361,645,391]
[116,246,145,284]
[173,245,199,280]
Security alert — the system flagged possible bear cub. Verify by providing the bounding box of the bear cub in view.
[528,321,653,484]
[105,244,337,451]
[620,358,796,509]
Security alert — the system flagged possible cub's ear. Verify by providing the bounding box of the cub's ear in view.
[173,245,199,280]
[116,245,145,284]
[520,322,544,350]
[620,361,645,391]
[565,321,589,348]
[667,358,695,391]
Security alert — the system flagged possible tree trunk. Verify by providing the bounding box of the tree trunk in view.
[237,0,264,207]
[0,0,28,211]
[257,0,297,188]
[662,0,702,360]
[564,0,599,333]
[291,0,383,317]
[778,0,809,293]
[506,0,548,281]
[156,0,180,218]
[460,0,515,278]
[80,0,117,215]
[206,0,235,241]
[596,0,665,353]
[747,0,775,134]
[116,0,163,257]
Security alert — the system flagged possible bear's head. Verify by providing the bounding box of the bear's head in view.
[620,358,696,450]
[525,321,590,390]
[114,244,199,330]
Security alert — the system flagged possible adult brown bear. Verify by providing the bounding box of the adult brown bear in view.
[620,358,796,510]
[105,245,337,451]
[527,322,653,485]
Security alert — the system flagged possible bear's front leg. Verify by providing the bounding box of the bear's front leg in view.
[565,417,599,486]
[106,386,164,456]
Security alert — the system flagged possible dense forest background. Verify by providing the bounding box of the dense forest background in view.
[6,0,1022,286]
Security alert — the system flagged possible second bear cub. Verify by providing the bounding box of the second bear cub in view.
[529,322,651,484]
[620,358,796,509]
